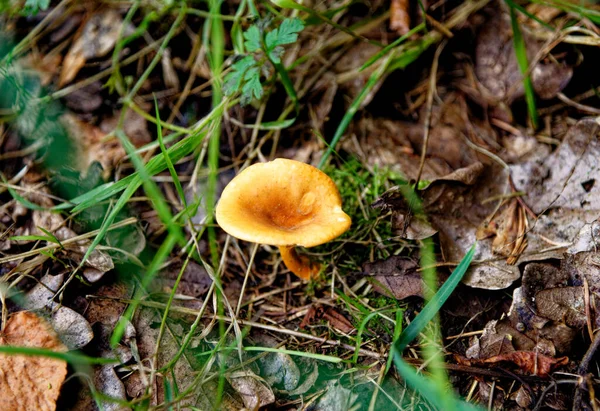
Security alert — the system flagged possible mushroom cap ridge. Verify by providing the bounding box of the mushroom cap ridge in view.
[215,158,351,247]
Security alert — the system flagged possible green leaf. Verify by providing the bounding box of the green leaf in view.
[274,18,304,45]
[268,46,285,63]
[243,25,261,52]
[224,55,258,96]
[265,18,304,63]
[23,0,50,15]
[241,68,263,105]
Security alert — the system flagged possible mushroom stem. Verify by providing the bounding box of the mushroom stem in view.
[279,246,319,280]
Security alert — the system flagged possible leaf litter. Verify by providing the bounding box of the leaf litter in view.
[2,0,600,409]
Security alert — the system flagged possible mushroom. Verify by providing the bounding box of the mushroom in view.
[215,158,351,280]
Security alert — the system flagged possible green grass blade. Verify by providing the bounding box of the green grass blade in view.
[394,243,476,353]
[10,233,60,246]
[273,62,299,111]
[241,118,295,130]
[0,346,118,365]
[318,50,395,169]
[244,346,342,363]
[360,23,426,71]
[505,0,554,30]
[508,3,539,129]
[386,36,436,72]
[115,129,184,245]
[154,98,187,209]
[392,353,482,411]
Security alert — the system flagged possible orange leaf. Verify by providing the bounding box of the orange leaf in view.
[0,311,68,411]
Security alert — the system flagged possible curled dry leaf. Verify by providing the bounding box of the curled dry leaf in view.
[466,320,515,360]
[227,370,276,410]
[0,311,68,411]
[460,349,568,377]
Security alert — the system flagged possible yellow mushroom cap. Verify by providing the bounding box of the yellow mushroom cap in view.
[215,159,351,247]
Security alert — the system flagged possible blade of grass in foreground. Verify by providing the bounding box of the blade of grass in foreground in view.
[392,353,482,410]
[394,243,476,354]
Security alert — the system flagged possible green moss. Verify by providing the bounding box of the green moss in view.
[311,157,408,272]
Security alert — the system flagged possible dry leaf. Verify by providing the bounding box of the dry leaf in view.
[0,311,67,411]
[475,9,572,104]
[363,256,424,300]
[59,9,126,86]
[535,287,586,328]
[61,113,125,176]
[466,320,515,360]
[482,351,569,377]
[300,304,355,334]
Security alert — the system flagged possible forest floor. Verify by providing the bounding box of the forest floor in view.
[1,0,600,410]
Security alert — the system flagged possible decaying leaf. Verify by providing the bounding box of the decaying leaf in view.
[363,256,424,299]
[227,370,276,409]
[476,199,528,264]
[24,274,94,350]
[49,304,94,350]
[61,113,125,176]
[300,304,355,333]
[474,8,572,105]
[59,9,127,86]
[71,365,127,411]
[535,287,586,329]
[26,273,65,310]
[374,118,600,290]
[466,320,515,360]
[314,380,359,411]
[257,350,301,391]
[480,351,568,377]
[0,311,68,411]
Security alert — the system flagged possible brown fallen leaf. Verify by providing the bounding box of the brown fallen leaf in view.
[0,311,68,411]
[466,320,516,360]
[481,351,569,377]
[59,9,126,86]
[323,307,356,334]
[474,8,572,106]
[476,199,528,264]
[300,304,355,334]
[61,113,125,176]
[363,256,425,300]
[535,287,586,329]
